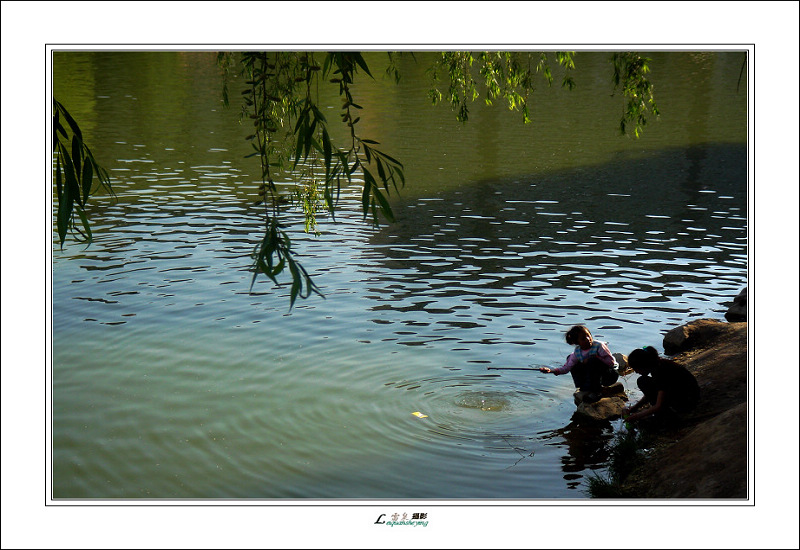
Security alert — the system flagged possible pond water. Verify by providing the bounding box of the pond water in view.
[51,51,747,499]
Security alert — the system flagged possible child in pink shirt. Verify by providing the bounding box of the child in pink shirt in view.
[539,325,619,402]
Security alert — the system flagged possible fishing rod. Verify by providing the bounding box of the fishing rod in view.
[487,366,549,371]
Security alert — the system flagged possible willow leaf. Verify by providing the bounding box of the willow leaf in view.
[81,160,93,205]
[76,207,93,246]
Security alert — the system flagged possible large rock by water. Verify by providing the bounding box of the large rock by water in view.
[573,382,628,420]
[662,318,745,355]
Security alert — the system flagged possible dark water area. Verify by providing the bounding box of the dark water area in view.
[370,143,747,344]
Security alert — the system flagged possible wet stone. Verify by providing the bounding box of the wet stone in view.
[573,383,628,420]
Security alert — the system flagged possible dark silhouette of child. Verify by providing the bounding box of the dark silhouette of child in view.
[624,346,700,423]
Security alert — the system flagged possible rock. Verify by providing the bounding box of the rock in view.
[630,402,747,498]
[663,318,740,355]
[724,287,747,322]
[613,353,631,375]
[601,381,626,397]
[573,382,628,420]
[575,395,628,420]
[573,382,626,405]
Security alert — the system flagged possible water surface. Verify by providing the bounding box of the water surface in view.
[51,50,747,499]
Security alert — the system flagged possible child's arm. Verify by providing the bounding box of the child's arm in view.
[624,396,645,415]
[539,353,576,375]
[596,342,617,367]
[539,366,567,374]
[626,390,666,422]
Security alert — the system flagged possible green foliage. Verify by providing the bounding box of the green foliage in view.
[585,428,652,498]
[612,53,661,138]
[428,51,659,138]
[606,428,648,480]
[222,51,406,307]
[585,472,628,498]
[250,217,320,308]
[428,51,576,124]
[52,99,114,248]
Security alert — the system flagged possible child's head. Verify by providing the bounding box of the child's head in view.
[628,346,660,374]
[565,325,592,349]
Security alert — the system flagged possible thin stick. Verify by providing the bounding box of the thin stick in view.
[487,367,541,371]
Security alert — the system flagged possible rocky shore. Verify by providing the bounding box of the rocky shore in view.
[617,317,748,498]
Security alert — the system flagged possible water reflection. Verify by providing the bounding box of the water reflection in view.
[541,418,616,489]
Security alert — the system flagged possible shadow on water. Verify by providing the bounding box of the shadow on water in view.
[367,143,747,319]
